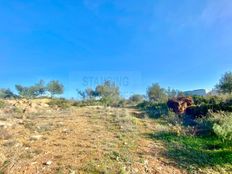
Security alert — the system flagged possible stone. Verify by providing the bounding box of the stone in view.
[43,160,52,165]
[30,135,43,141]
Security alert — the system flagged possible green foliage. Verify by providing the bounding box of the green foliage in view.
[85,88,96,100]
[117,98,127,107]
[186,105,209,118]
[0,88,16,99]
[33,80,46,96]
[137,101,169,118]
[186,96,232,118]
[76,81,121,106]
[95,80,121,106]
[48,98,70,109]
[147,83,168,103]
[77,88,96,101]
[192,95,223,105]
[0,100,5,109]
[71,100,102,107]
[213,113,232,142]
[15,80,64,98]
[148,131,232,172]
[216,72,232,94]
[47,80,64,97]
[15,85,37,98]
[128,94,144,105]
[15,80,47,98]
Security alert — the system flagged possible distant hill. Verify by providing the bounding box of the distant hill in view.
[184,89,206,96]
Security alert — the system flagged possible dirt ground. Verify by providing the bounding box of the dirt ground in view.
[0,100,185,174]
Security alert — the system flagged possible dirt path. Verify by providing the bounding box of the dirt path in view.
[0,107,185,174]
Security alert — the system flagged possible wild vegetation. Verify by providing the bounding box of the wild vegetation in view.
[0,72,232,173]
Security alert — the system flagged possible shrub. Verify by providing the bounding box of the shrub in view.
[213,113,232,142]
[72,100,103,107]
[186,97,232,118]
[128,94,145,105]
[137,101,169,118]
[185,105,209,118]
[192,96,207,105]
[48,99,70,109]
[0,101,5,109]
[192,95,223,106]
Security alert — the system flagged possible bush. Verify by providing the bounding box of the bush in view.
[137,101,169,118]
[48,99,70,109]
[213,113,232,142]
[0,101,5,109]
[192,95,224,105]
[128,94,145,105]
[185,105,209,118]
[186,96,232,118]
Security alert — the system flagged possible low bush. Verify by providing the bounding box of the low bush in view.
[137,101,169,118]
[72,100,107,107]
[213,113,232,142]
[192,95,223,105]
[128,94,145,105]
[0,101,5,109]
[185,105,209,118]
[48,98,70,109]
[186,98,232,118]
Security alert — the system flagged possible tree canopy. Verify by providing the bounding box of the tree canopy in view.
[0,88,16,99]
[147,83,168,103]
[47,80,64,97]
[216,72,232,94]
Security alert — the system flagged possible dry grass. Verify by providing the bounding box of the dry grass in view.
[0,100,186,174]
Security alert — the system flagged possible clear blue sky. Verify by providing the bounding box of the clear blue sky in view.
[1,0,232,98]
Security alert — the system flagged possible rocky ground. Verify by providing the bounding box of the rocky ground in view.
[0,99,190,173]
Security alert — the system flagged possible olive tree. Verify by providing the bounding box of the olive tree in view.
[15,85,36,98]
[147,83,168,103]
[15,80,47,98]
[47,80,64,97]
[0,89,16,99]
[95,80,120,106]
